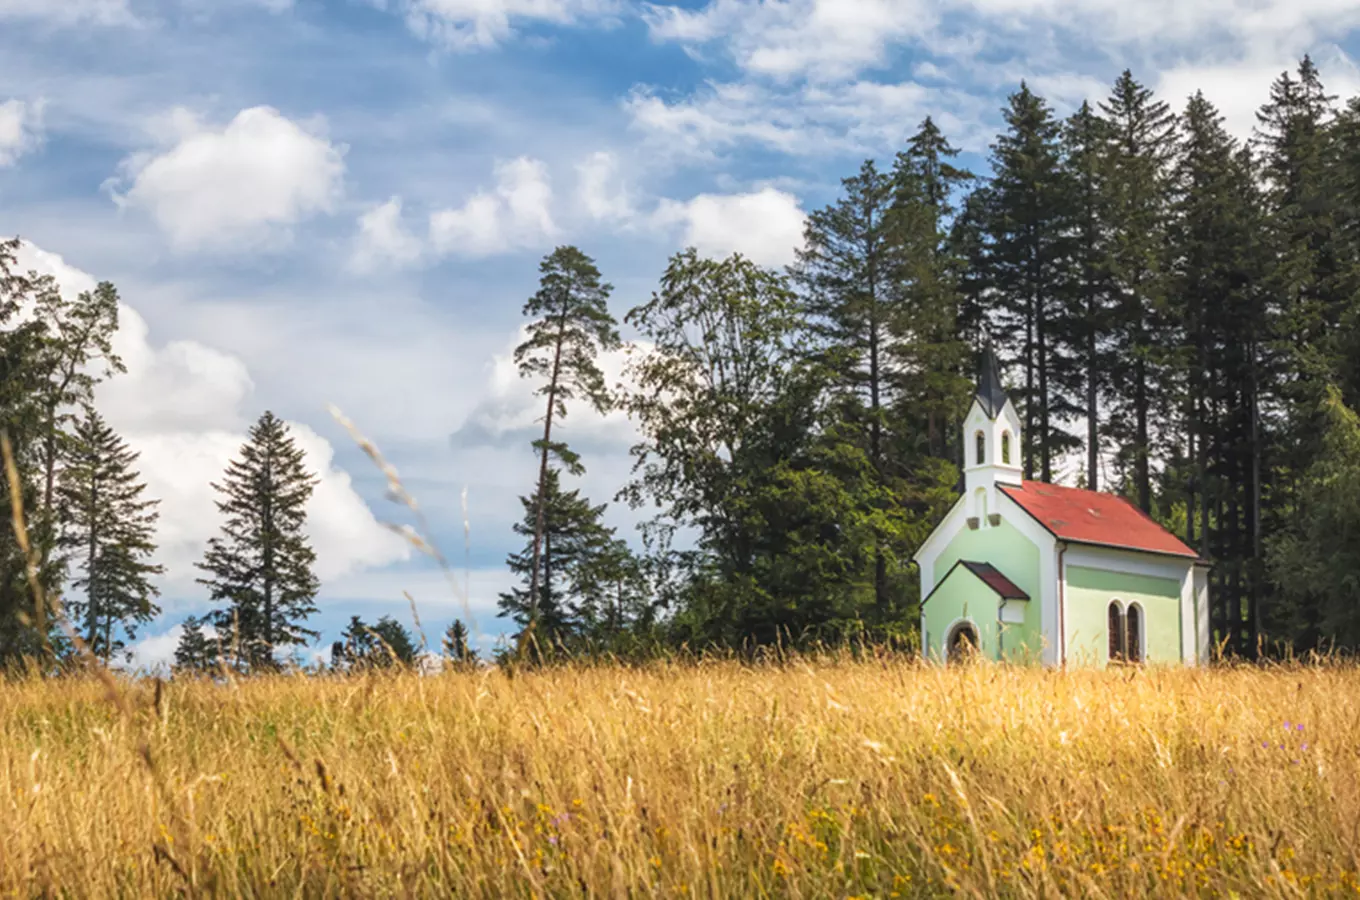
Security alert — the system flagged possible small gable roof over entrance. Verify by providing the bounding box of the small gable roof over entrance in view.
[999,480,1199,559]
[923,560,1030,606]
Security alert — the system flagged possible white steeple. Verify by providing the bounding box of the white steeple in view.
[962,346,1022,527]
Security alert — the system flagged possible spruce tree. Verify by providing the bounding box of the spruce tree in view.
[332,615,416,669]
[890,117,975,466]
[793,160,903,608]
[1100,70,1178,512]
[499,467,612,649]
[514,247,620,640]
[442,619,477,663]
[0,238,63,661]
[1060,100,1116,490]
[58,408,164,660]
[173,615,219,673]
[196,411,320,671]
[983,83,1077,481]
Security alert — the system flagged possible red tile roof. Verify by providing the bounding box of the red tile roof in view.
[959,561,1029,599]
[999,480,1199,559]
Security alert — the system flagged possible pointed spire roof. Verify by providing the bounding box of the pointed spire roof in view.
[976,345,1009,419]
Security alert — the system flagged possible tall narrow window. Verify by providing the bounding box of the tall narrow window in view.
[976,431,986,466]
[1126,605,1143,664]
[1001,431,1011,465]
[1107,602,1125,663]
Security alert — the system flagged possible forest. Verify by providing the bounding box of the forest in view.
[3,58,1360,671]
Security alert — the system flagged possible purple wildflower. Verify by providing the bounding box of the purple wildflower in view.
[1301,743,1309,751]
[549,834,559,846]
[1296,723,1304,732]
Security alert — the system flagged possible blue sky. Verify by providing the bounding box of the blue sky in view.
[2,0,1358,668]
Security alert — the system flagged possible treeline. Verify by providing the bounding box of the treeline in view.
[503,59,1360,659]
[5,59,1360,671]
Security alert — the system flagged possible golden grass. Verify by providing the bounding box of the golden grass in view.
[1,660,1358,898]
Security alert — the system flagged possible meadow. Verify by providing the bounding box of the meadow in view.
[1,658,1357,898]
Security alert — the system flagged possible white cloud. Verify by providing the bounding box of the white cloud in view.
[13,242,409,600]
[0,0,135,26]
[351,196,424,272]
[652,187,807,267]
[626,79,993,158]
[0,98,43,167]
[575,151,633,222]
[106,106,346,251]
[644,0,937,83]
[386,0,620,50]
[429,156,556,257]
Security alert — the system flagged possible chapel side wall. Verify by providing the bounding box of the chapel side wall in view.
[935,520,1042,662]
[923,570,999,662]
[1064,564,1183,666]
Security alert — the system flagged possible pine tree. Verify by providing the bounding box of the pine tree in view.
[570,536,652,644]
[1100,71,1178,512]
[793,160,904,609]
[332,615,416,669]
[1253,57,1346,651]
[196,411,320,671]
[442,619,478,663]
[58,408,163,660]
[499,467,613,650]
[173,615,219,674]
[1060,100,1116,490]
[890,117,975,466]
[983,83,1077,481]
[514,247,620,641]
[0,238,63,662]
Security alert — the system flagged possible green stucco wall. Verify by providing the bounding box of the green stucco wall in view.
[925,519,1042,663]
[1064,565,1183,666]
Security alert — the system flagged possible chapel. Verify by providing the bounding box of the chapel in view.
[914,349,1211,666]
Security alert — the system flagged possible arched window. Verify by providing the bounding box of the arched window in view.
[1107,601,1126,663]
[1126,604,1143,664]
[1001,431,1012,465]
[975,431,986,466]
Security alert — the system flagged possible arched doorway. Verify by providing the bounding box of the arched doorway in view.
[947,621,980,663]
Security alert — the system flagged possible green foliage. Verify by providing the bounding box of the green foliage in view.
[173,615,219,674]
[1267,387,1360,647]
[441,619,478,664]
[196,411,320,672]
[332,615,418,670]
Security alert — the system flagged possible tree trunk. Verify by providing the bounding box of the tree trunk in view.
[528,314,569,634]
[86,467,99,656]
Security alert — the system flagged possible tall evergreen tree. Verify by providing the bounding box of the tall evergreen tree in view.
[890,117,976,466]
[332,615,417,670]
[58,409,163,660]
[514,247,620,638]
[1100,70,1179,512]
[173,615,219,674]
[793,160,904,609]
[499,467,613,649]
[1060,100,1116,490]
[442,618,477,663]
[0,238,62,662]
[983,83,1077,482]
[195,411,320,671]
[1253,57,1346,650]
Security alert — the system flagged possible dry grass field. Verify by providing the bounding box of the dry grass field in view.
[2,658,1358,898]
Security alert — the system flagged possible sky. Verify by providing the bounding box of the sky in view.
[2,0,1359,670]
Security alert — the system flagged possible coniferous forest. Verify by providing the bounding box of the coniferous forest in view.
[4,59,1360,670]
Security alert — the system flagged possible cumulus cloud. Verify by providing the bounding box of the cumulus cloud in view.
[429,156,556,257]
[106,106,346,251]
[637,0,1360,159]
[575,151,633,223]
[0,98,43,167]
[351,196,424,272]
[644,0,937,83]
[652,187,806,268]
[385,0,620,50]
[13,242,409,599]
